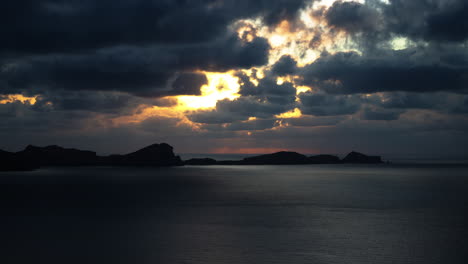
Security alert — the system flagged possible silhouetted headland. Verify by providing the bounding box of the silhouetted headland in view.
[103,143,183,166]
[185,151,383,166]
[241,151,310,165]
[0,149,40,171]
[1,143,383,171]
[342,151,383,164]
[0,143,182,171]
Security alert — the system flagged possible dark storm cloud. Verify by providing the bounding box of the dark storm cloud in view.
[169,73,207,96]
[0,0,310,101]
[286,116,346,127]
[34,91,145,114]
[200,119,277,132]
[299,92,361,116]
[0,0,307,55]
[0,101,96,133]
[1,0,224,54]
[373,92,438,109]
[178,35,271,72]
[271,55,298,76]
[299,50,468,94]
[0,34,270,97]
[239,73,297,105]
[188,95,293,124]
[361,107,403,121]
[324,0,468,44]
[452,98,468,114]
[384,0,468,43]
[325,1,380,34]
[369,92,468,115]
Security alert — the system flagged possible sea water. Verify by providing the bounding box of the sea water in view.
[1,164,467,264]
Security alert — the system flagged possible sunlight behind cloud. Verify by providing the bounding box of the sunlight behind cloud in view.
[390,37,414,50]
[0,94,38,105]
[123,0,368,130]
[176,71,240,110]
[275,108,302,118]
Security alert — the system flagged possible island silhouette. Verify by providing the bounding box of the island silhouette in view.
[0,143,382,171]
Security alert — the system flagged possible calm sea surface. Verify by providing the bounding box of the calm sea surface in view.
[1,165,468,264]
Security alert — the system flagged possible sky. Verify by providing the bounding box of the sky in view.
[1,0,468,157]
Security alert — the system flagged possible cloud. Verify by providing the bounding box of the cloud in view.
[325,1,381,34]
[239,74,297,104]
[188,95,293,124]
[0,33,270,97]
[299,92,362,116]
[0,0,307,55]
[368,92,468,114]
[324,0,468,44]
[188,72,298,125]
[271,55,298,76]
[34,91,144,114]
[299,49,468,94]
[169,73,208,96]
[361,107,403,121]
[286,115,346,127]
[200,119,277,132]
[384,0,468,43]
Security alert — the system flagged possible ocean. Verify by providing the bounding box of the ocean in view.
[1,164,468,264]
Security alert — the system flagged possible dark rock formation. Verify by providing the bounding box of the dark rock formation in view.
[0,149,39,171]
[241,151,310,165]
[308,154,341,164]
[18,145,98,166]
[1,143,183,171]
[184,158,218,165]
[342,151,383,164]
[108,143,183,166]
[1,143,386,171]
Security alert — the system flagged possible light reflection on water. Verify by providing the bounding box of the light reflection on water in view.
[1,165,468,264]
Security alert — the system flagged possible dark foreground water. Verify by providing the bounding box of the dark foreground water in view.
[1,165,468,264]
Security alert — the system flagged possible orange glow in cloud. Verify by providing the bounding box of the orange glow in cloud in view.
[175,71,240,110]
[296,86,312,95]
[111,1,361,137]
[0,94,38,105]
[275,108,302,119]
[111,105,202,131]
[112,71,242,129]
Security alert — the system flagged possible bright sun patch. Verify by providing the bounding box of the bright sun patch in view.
[390,37,414,50]
[126,0,364,132]
[175,71,241,110]
[0,94,38,105]
[275,108,302,119]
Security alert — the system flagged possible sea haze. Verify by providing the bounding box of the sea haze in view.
[1,165,468,264]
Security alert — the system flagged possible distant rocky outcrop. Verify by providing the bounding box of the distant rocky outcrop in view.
[241,151,310,165]
[185,151,380,165]
[0,143,183,171]
[1,143,385,171]
[184,158,218,165]
[106,143,183,166]
[18,145,98,166]
[0,149,39,171]
[308,154,341,164]
[342,151,383,164]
